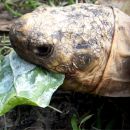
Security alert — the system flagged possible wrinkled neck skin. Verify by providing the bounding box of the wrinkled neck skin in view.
[95,8,130,97]
[65,8,130,97]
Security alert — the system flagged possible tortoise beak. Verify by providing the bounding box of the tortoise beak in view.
[9,13,33,48]
[10,13,54,58]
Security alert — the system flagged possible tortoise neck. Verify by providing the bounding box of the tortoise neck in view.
[96,8,130,97]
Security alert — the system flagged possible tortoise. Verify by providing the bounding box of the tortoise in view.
[9,3,130,97]
[95,0,130,15]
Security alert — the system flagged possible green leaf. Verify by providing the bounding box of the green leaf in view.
[71,114,80,130]
[0,50,65,116]
[79,114,93,129]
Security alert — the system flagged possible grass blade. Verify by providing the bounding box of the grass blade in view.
[71,114,79,130]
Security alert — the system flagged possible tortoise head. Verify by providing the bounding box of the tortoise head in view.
[9,4,114,90]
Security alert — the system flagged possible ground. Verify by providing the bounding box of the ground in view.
[1,90,130,130]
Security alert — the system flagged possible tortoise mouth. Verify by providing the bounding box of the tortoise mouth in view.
[32,44,54,58]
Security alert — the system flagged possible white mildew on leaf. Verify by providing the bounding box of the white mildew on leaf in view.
[0,50,65,116]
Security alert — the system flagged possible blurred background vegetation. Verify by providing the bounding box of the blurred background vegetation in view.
[0,0,96,17]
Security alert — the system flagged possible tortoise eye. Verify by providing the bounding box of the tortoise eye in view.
[33,44,53,57]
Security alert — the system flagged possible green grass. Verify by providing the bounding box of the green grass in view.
[0,35,11,57]
[71,113,93,130]
[1,0,43,17]
[1,0,96,17]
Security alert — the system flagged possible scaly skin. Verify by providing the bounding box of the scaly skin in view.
[95,0,130,16]
[10,4,130,97]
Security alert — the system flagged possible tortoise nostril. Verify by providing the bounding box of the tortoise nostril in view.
[33,45,53,57]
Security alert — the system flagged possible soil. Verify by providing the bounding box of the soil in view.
[0,90,130,130]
